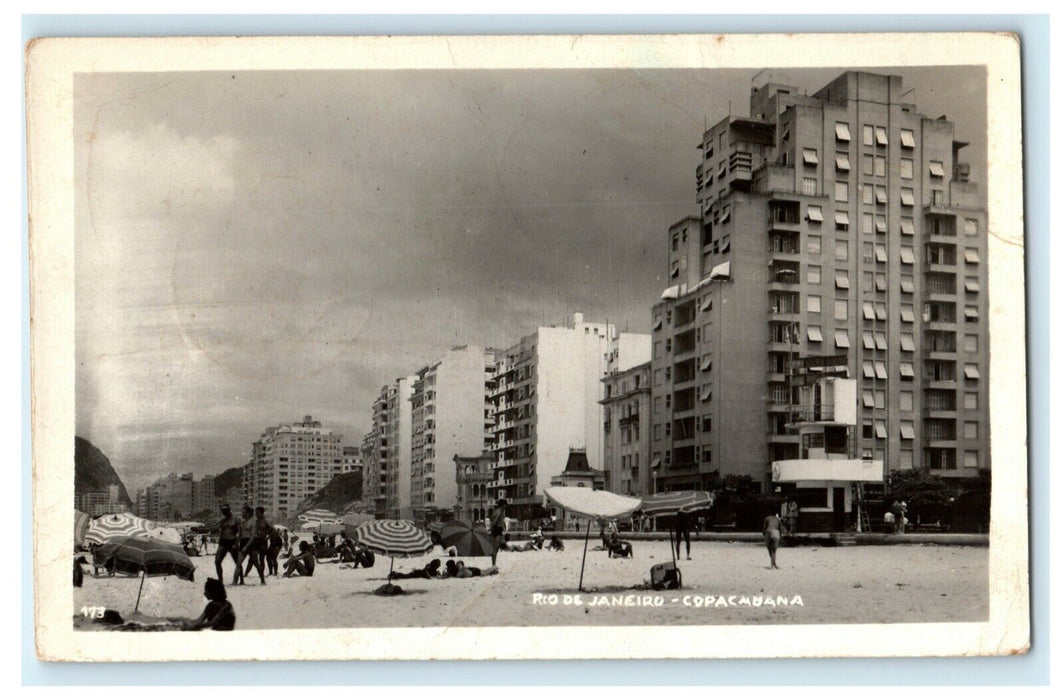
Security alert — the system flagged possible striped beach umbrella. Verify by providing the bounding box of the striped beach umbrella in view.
[74,510,91,548]
[85,512,155,545]
[638,490,716,517]
[92,536,197,611]
[354,520,434,584]
[438,520,493,558]
[299,509,339,523]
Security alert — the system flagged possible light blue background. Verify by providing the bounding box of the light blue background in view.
[21,13,1050,686]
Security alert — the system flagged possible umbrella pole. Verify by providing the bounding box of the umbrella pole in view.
[578,519,591,592]
[134,570,146,612]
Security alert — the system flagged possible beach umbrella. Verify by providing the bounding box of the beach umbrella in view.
[74,510,91,548]
[299,509,339,523]
[84,512,155,546]
[354,520,434,581]
[638,490,716,570]
[91,536,196,611]
[544,487,642,591]
[438,520,493,558]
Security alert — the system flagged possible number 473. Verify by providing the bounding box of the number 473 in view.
[80,606,105,619]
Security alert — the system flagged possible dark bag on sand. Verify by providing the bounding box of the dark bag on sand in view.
[650,562,681,590]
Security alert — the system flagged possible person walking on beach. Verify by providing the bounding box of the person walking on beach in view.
[763,511,782,569]
[232,506,255,585]
[213,504,242,583]
[673,512,692,560]
[490,499,507,567]
[241,506,274,585]
[266,527,284,576]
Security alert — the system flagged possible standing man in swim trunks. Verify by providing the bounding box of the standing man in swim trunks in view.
[241,506,275,585]
[232,506,255,585]
[763,511,782,569]
[213,504,242,582]
[489,499,507,568]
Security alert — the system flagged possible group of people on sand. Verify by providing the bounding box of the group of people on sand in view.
[389,558,500,580]
[209,503,315,585]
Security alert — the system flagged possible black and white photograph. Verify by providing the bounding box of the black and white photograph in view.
[28,33,1028,661]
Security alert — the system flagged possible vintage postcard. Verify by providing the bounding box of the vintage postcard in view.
[28,33,1028,661]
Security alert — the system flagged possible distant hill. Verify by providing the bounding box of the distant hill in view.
[213,465,244,496]
[74,436,133,505]
[295,472,364,516]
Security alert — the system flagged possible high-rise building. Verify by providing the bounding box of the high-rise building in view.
[135,472,196,521]
[244,415,343,520]
[454,452,494,523]
[490,313,648,519]
[367,379,415,519]
[650,70,989,495]
[409,345,498,521]
[601,361,652,497]
[341,445,362,474]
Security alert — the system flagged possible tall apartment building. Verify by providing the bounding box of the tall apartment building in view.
[490,313,649,519]
[76,484,126,518]
[341,445,362,473]
[601,361,652,497]
[366,379,415,519]
[409,345,498,521]
[244,415,344,520]
[135,472,215,521]
[650,70,989,493]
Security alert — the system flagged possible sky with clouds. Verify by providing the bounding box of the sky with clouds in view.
[73,65,986,491]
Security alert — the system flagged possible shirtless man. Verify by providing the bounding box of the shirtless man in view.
[241,506,275,585]
[213,504,242,582]
[489,500,507,567]
[763,511,782,569]
[232,506,255,585]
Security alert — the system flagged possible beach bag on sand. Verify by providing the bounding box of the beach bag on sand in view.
[650,562,681,590]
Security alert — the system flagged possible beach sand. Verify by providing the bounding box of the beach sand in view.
[74,539,988,630]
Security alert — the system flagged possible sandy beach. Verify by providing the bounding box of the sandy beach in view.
[74,538,988,630]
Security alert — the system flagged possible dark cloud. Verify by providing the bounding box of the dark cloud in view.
[74,66,986,491]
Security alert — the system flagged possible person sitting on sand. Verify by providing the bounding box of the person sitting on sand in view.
[547,536,565,551]
[440,560,499,579]
[389,558,442,580]
[763,511,782,570]
[283,541,316,578]
[177,577,236,631]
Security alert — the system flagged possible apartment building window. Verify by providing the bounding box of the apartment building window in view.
[900,450,914,469]
[835,122,851,142]
[964,392,978,410]
[807,325,823,343]
[901,188,915,207]
[835,240,848,261]
[963,334,978,353]
[900,129,915,149]
[836,153,850,172]
[901,246,915,265]
[875,156,886,178]
[875,391,886,409]
[875,244,887,263]
[862,213,874,235]
[964,218,978,236]
[834,299,847,321]
[964,277,980,293]
[964,364,980,380]
[835,271,849,289]
[901,421,915,440]
[862,242,873,264]
[874,419,887,438]
[875,330,887,348]
[901,333,916,352]
[964,422,979,439]
[802,178,818,196]
[862,331,874,350]
[932,189,945,205]
[875,185,887,205]
[875,126,888,146]
[964,306,979,321]
[807,265,821,284]
[835,182,849,203]
[964,248,980,264]
[654,369,663,386]
[963,451,979,469]
[702,416,712,432]
[901,275,914,294]
[807,295,821,313]
[862,390,874,408]
[808,235,821,255]
[862,420,874,439]
[900,390,914,411]
[901,304,915,323]
[803,148,819,166]
[862,181,874,204]
[930,160,946,178]
[862,361,874,379]
[862,125,874,146]
[900,158,914,179]
[807,205,823,223]
[901,217,915,236]
[875,274,887,292]
[835,330,850,349]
